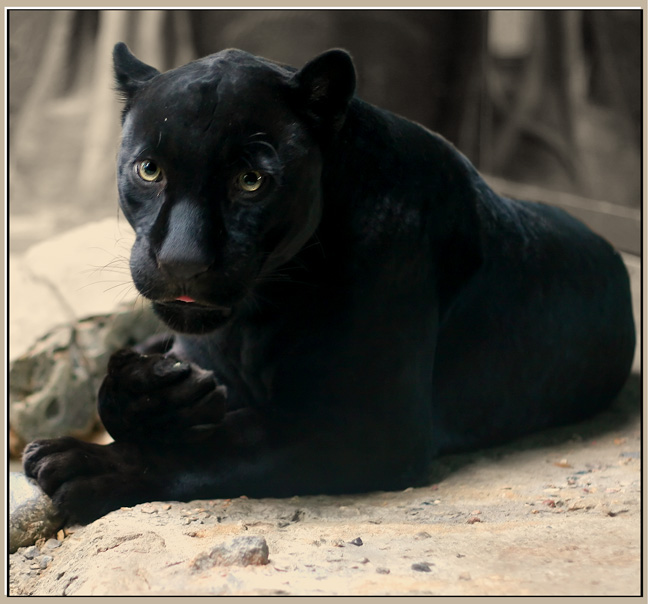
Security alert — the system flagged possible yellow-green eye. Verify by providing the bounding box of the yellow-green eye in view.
[238,171,264,192]
[135,160,163,182]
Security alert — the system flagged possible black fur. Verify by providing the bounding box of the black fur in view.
[23,44,636,525]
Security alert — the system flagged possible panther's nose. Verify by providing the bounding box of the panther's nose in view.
[154,200,214,281]
[157,255,211,281]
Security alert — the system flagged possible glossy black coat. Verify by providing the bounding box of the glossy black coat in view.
[24,45,636,524]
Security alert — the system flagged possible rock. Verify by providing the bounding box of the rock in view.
[411,563,431,573]
[21,219,136,321]
[191,536,270,570]
[9,219,163,452]
[9,304,161,449]
[9,256,70,362]
[22,546,39,560]
[9,473,63,553]
[39,556,53,569]
[10,325,101,444]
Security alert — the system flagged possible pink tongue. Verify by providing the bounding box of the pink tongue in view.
[176,295,196,303]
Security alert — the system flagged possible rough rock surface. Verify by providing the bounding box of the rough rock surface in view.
[9,218,137,361]
[9,473,64,554]
[8,373,641,596]
[9,305,161,452]
[9,219,163,453]
[191,536,270,570]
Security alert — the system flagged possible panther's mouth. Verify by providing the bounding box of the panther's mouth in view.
[163,298,233,315]
[152,299,234,334]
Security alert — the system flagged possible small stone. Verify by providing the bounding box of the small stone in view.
[43,538,62,550]
[56,530,65,541]
[466,517,482,524]
[349,537,363,546]
[22,546,39,560]
[554,459,572,468]
[415,531,432,540]
[140,505,157,514]
[191,536,270,570]
[376,567,391,574]
[290,509,304,522]
[9,473,63,553]
[39,555,53,569]
[411,562,431,572]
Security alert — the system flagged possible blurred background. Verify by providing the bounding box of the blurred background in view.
[8,9,641,255]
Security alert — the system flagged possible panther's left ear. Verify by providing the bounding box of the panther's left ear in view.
[290,49,356,130]
[113,42,160,101]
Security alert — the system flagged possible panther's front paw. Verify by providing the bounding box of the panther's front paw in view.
[98,349,227,443]
[22,437,148,524]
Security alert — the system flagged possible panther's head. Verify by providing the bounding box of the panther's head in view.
[113,43,355,334]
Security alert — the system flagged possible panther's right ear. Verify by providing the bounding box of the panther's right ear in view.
[113,42,160,101]
[290,49,356,132]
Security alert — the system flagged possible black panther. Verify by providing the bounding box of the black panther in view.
[23,43,636,524]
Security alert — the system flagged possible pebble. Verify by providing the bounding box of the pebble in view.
[140,506,158,514]
[43,539,62,550]
[376,567,391,574]
[9,473,63,553]
[349,537,363,546]
[191,536,270,570]
[22,546,39,560]
[39,555,53,569]
[411,563,431,572]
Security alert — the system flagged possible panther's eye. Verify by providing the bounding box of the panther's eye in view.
[135,159,163,183]
[237,171,265,192]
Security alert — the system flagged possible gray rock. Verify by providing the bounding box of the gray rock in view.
[191,536,270,570]
[22,546,39,560]
[9,218,163,451]
[39,556,53,569]
[9,305,161,448]
[9,473,63,554]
